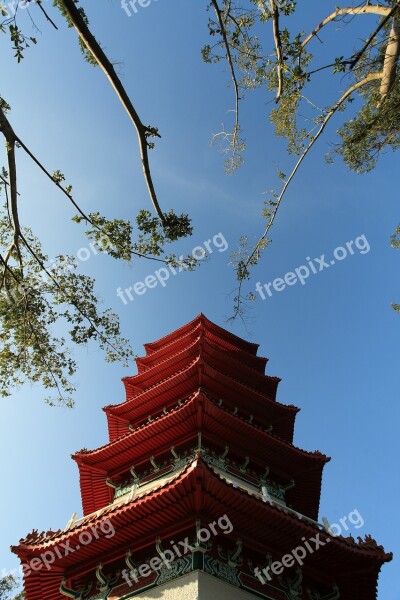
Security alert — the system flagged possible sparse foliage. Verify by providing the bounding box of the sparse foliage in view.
[0,575,24,600]
[200,0,400,317]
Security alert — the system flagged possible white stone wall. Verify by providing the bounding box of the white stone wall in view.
[129,571,258,599]
[198,572,259,599]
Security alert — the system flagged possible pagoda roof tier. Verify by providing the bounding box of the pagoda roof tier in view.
[107,386,292,447]
[143,314,259,357]
[135,318,268,375]
[122,334,279,401]
[105,356,298,443]
[12,457,391,600]
[75,391,328,517]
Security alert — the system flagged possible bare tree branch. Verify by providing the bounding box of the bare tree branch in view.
[380,16,400,99]
[0,106,22,268]
[302,5,394,49]
[270,0,284,103]
[211,0,240,148]
[59,0,166,224]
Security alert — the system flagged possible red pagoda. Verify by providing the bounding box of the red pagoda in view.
[12,314,391,599]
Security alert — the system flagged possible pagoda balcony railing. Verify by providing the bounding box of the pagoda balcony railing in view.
[112,449,289,506]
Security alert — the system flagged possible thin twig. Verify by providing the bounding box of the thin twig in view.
[211,0,240,146]
[307,60,352,76]
[36,0,58,29]
[232,72,382,319]
[26,317,68,404]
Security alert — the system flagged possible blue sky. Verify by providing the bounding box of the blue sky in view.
[0,1,398,598]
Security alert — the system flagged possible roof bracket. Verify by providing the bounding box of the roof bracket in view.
[217,538,243,567]
[278,567,303,597]
[155,536,167,561]
[281,479,295,492]
[105,478,118,490]
[191,519,213,553]
[239,456,249,472]
[260,466,270,484]
[171,446,180,461]
[130,465,140,483]
[220,446,229,461]
[95,563,120,593]
[125,550,139,578]
[59,579,92,599]
[306,583,340,600]
[150,456,160,472]
[248,552,272,574]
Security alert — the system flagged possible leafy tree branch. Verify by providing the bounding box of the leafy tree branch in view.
[0,1,198,405]
[231,72,382,319]
[200,1,400,317]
